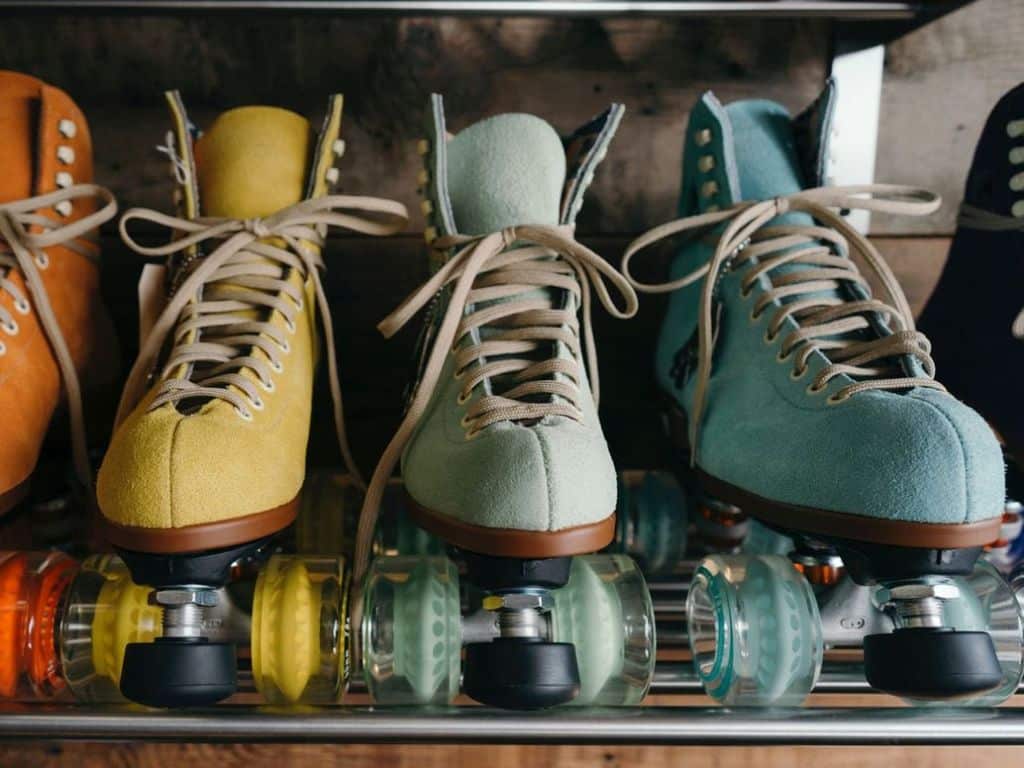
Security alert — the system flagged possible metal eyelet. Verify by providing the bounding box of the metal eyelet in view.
[749,308,762,324]
[790,366,808,381]
[456,390,471,405]
[826,392,847,406]
[270,360,284,374]
[763,329,778,345]
[55,200,72,217]
[0,341,5,355]
[806,381,826,396]
[2,319,18,335]
[453,367,465,381]
[260,377,276,393]
[278,339,291,355]
[294,297,304,312]
[460,414,473,429]
[35,253,49,269]
[464,428,480,441]
[58,119,77,139]
[236,407,254,422]
[249,395,265,411]
[284,318,297,334]
[776,347,791,364]
[740,283,754,300]
[14,299,30,315]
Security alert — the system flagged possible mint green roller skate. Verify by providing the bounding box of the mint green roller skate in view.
[355,96,655,710]
[623,83,1021,706]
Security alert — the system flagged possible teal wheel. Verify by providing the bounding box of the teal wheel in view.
[687,553,822,706]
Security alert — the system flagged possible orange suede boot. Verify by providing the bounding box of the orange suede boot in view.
[0,71,118,516]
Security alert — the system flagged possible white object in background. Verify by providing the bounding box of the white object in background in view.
[826,44,885,234]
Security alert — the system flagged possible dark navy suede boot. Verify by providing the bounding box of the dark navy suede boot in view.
[918,83,1024,494]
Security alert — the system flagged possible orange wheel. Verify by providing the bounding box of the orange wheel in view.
[27,554,76,696]
[0,553,28,698]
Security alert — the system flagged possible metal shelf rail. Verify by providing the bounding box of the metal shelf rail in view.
[3,702,1024,745]
[0,0,971,18]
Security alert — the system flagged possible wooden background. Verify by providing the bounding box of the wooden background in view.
[0,0,1022,763]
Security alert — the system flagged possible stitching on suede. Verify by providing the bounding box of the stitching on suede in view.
[168,416,184,528]
[911,393,971,524]
[534,429,554,532]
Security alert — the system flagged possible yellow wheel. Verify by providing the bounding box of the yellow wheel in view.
[252,555,346,704]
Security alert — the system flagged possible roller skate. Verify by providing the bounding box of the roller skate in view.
[622,85,1023,705]
[917,82,1024,568]
[354,96,656,710]
[0,71,118,521]
[0,550,347,704]
[95,92,407,707]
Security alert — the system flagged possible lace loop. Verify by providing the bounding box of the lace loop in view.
[958,202,1024,339]
[0,184,118,490]
[117,194,409,490]
[622,184,945,462]
[352,223,637,592]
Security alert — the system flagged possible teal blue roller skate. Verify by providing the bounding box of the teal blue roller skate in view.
[622,83,1022,706]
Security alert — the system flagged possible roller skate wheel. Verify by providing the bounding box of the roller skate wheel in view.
[90,560,161,685]
[615,472,688,574]
[687,553,822,706]
[252,555,328,704]
[362,556,460,705]
[552,554,655,706]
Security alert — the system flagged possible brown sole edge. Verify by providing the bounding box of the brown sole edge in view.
[0,479,30,517]
[407,493,616,558]
[665,401,1003,549]
[99,495,299,554]
[696,468,1002,550]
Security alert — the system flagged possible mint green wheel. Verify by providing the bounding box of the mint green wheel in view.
[362,556,461,704]
[687,554,822,706]
[550,554,655,706]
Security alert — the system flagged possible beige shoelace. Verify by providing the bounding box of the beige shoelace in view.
[118,194,409,489]
[0,184,118,489]
[958,203,1024,339]
[622,184,946,462]
[351,225,638,592]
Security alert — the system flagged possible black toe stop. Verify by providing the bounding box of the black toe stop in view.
[120,639,237,708]
[864,628,1003,699]
[464,639,580,709]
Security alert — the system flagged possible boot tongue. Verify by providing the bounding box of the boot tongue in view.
[0,74,41,203]
[194,106,310,219]
[446,113,565,234]
[726,100,810,226]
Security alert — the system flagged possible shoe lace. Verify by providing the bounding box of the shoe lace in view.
[117,194,408,489]
[0,184,118,490]
[622,184,946,462]
[350,224,637,594]
[957,205,1024,341]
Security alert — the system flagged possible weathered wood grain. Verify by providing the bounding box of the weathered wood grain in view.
[0,14,829,234]
[2,740,1023,767]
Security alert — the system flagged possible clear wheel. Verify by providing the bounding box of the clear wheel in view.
[0,551,77,700]
[743,520,794,556]
[251,554,346,704]
[362,556,461,704]
[687,554,822,706]
[551,554,655,705]
[614,471,688,575]
[60,554,160,703]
